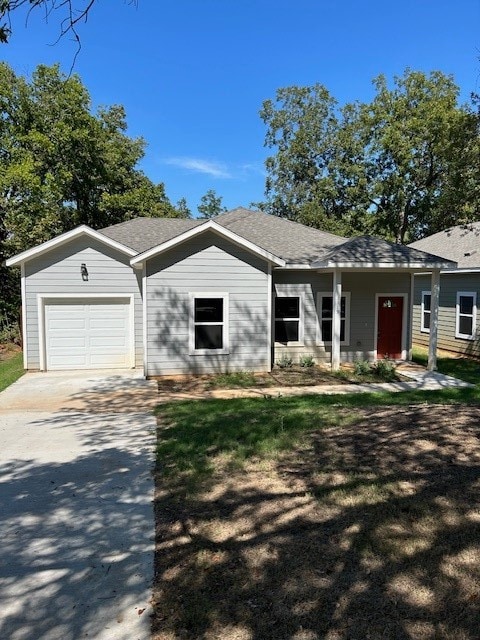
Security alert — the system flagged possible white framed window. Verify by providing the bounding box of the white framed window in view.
[421,291,431,333]
[274,295,303,344]
[455,291,477,340]
[189,293,229,355]
[317,292,351,345]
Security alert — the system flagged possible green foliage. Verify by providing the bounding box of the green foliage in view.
[372,359,397,381]
[206,371,257,389]
[276,354,293,368]
[0,316,20,344]
[299,354,315,368]
[197,189,227,218]
[260,70,480,242]
[0,62,183,324]
[354,359,372,375]
[0,351,24,392]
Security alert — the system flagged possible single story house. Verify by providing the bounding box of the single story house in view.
[410,222,480,358]
[6,207,455,376]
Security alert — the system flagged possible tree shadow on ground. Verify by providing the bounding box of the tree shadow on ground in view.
[152,402,480,640]
[0,405,155,640]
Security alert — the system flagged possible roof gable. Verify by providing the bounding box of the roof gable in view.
[5,225,136,267]
[129,219,286,267]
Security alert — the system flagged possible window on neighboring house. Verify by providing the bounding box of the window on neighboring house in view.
[317,292,351,344]
[421,291,431,333]
[275,296,301,343]
[189,294,229,354]
[455,292,477,340]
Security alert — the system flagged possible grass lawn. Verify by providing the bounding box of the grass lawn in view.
[152,356,480,640]
[0,349,24,393]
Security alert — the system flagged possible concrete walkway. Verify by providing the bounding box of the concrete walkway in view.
[157,367,473,403]
[0,370,158,640]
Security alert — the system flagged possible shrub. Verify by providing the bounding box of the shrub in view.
[373,358,397,381]
[299,354,315,368]
[276,355,293,369]
[354,359,372,376]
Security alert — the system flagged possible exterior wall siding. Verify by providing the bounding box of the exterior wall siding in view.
[146,232,270,375]
[24,237,143,370]
[273,271,411,364]
[413,273,480,357]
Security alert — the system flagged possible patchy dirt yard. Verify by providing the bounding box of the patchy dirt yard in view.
[152,404,480,640]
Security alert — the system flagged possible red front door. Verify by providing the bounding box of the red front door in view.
[377,296,404,359]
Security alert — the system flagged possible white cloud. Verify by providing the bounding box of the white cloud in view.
[165,157,232,179]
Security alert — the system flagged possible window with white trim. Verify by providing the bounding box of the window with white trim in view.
[317,292,351,345]
[455,292,477,340]
[275,296,302,344]
[189,293,229,354]
[421,291,431,333]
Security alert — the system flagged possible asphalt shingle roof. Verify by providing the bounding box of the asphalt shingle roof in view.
[315,235,456,268]
[409,223,480,269]
[99,207,456,268]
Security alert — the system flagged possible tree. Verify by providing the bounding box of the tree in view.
[197,189,227,218]
[0,62,182,327]
[260,70,480,243]
[175,197,191,219]
[0,1,136,45]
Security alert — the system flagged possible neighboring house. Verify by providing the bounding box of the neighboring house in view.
[6,208,454,376]
[410,222,480,358]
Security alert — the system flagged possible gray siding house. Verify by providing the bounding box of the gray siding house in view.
[7,208,454,376]
[410,223,480,358]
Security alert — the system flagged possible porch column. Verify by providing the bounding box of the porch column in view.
[331,269,342,371]
[428,269,440,371]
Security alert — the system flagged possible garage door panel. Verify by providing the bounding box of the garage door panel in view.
[45,299,132,370]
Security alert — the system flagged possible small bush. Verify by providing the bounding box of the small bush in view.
[299,354,315,368]
[0,318,21,345]
[277,355,293,369]
[373,358,397,381]
[354,359,372,376]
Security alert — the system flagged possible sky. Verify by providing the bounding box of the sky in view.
[1,0,479,216]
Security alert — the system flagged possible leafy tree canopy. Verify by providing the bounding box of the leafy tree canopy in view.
[0,62,186,325]
[197,189,227,218]
[260,69,480,243]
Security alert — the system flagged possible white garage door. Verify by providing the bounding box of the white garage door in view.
[45,298,133,370]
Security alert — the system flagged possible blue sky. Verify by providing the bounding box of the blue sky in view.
[2,0,479,216]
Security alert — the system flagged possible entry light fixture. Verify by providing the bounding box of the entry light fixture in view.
[81,263,89,281]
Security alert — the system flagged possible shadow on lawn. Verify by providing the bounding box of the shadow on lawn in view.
[153,399,480,640]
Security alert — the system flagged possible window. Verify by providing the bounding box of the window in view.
[317,292,351,345]
[421,291,431,333]
[455,292,476,340]
[275,296,301,343]
[189,293,229,354]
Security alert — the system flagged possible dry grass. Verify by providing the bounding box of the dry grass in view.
[153,404,480,640]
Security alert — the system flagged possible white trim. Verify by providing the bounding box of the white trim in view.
[188,292,229,356]
[6,226,136,266]
[331,270,342,370]
[130,220,285,267]
[316,291,351,346]
[408,273,414,360]
[37,293,135,371]
[274,292,304,346]
[455,291,477,340]
[21,264,27,369]
[267,264,273,371]
[415,268,480,275]
[314,261,454,270]
[275,264,313,270]
[420,290,431,334]
[374,293,408,361]
[142,264,148,377]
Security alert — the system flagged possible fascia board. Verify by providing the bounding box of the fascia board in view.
[6,225,137,266]
[130,219,285,267]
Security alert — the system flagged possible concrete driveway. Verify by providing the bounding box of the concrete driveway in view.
[0,369,158,640]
